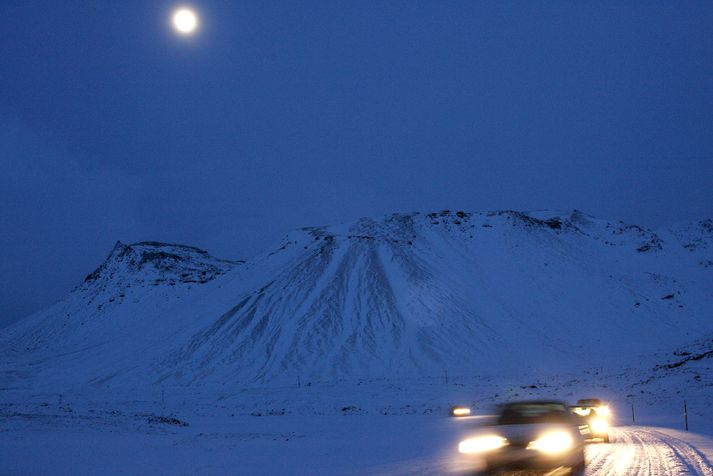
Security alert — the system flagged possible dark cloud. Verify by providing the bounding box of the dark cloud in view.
[0,115,144,323]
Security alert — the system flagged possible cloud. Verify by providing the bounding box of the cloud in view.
[0,114,144,326]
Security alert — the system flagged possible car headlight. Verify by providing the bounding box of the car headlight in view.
[596,406,610,417]
[458,435,508,454]
[527,430,574,454]
[590,417,608,434]
[451,406,472,417]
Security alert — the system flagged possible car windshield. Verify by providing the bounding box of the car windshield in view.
[497,403,570,425]
[570,406,595,416]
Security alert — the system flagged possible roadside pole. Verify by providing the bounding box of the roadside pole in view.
[684,400,688,431]
[631,402,635,424]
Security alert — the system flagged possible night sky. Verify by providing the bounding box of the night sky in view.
[2,1,712,327]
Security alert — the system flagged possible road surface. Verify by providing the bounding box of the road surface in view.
[585,426,713,476]
[354,426,713,475]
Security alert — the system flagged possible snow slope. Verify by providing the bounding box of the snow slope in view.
[1,210,712,390]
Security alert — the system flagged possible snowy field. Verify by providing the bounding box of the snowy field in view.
[3,374,713,475]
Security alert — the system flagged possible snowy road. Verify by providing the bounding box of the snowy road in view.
[356,426,713,476]
[585,427,713,476]
[3,409,713,475]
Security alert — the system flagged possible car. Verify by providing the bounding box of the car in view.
[457,400,586,475]
[570,398,611,443]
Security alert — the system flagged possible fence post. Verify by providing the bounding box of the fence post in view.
[684,400,688,431]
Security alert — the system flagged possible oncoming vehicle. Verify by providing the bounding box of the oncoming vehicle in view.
[570,398,611,443]
[458,400,586,475]
[450,405,473,417]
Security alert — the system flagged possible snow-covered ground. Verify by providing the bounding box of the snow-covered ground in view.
[3,349,713,475]
[2,369,713,474]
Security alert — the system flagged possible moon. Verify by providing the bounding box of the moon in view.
[172,8,198,35]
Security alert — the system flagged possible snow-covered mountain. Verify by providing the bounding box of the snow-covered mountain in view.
[2,210,712,390]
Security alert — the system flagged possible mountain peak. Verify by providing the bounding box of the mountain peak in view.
[82,240,242,288]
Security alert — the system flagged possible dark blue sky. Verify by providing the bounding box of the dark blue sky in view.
[2,1,712,327]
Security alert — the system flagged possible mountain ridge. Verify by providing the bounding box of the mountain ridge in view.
[2,209,711,390]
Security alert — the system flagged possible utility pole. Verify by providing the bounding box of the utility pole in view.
[631,403,636,424]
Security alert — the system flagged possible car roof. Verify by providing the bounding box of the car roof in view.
[577,398,603,404]
[500,399,568,407]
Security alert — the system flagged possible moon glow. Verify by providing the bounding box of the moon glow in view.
[173,8,198,34]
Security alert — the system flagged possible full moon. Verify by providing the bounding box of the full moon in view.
[172,8,198,34]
